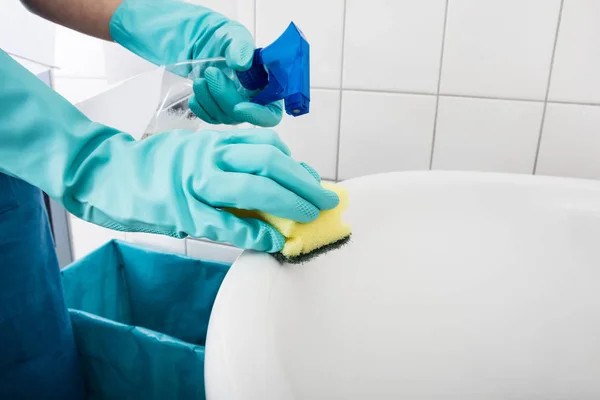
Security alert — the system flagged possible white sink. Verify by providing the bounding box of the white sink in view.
[205,171,600,400]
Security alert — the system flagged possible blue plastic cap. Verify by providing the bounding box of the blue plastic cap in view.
[236,50,268,91]
[236,22,310,117]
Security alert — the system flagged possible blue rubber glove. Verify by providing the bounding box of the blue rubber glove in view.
[0,50,337,252]
[110,0,283,127]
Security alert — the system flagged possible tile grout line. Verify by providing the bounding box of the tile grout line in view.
[532,0,565,174]
[429,0,450,170]
[310,86,600,107]
[548,99,600,107]
[334,0,348,182]
[253,0,257,38]
[330,87,437,97]
[439,92,542,104]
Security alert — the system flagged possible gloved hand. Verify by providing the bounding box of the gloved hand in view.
[110,0,282,127]
[0,50,337,252]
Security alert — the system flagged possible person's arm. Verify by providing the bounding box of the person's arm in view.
[20,0,121,40]
[0,49,338,252]
[21,0,283,127]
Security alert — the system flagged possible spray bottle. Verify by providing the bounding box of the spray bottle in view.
[143,22,309,138]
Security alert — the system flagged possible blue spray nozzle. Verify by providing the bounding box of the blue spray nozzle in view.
[236,22,310,117]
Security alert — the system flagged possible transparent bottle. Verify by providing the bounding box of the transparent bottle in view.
[142,58,255,139]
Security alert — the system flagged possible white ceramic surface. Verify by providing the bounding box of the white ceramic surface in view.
[256,0,345,88]
[205,171,600,400]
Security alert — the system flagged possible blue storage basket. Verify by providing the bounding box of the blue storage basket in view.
[61,240,230,400]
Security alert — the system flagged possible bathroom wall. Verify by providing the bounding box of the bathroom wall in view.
[246,0,600,182]
[49,0,600,259]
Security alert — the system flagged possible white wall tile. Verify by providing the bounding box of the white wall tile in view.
[343,0,446,94]
[54,26,105,78]
[126,233,187,255]
[256,0,344,88]
[187,239,242,264]
[548,0,600,104]
[274,89,340,180]
[69,215,125,260]
[52,77,108,104]
[432,96,543,173]
[536,103,600,180]
[236,0,256,37]
[338,91,436,180]
[440,0,561,100]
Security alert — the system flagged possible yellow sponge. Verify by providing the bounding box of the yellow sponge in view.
[232,182,351,263]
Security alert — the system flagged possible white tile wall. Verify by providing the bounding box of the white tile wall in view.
[440,0,562,100]
[432,96,543,174]
[257,0,598,184]
[275,90,340,180]
[536,103,600,180]
[256,0,345,88]
[343,0,446,93]
[548,0,600,104]
[246,0,600,183]
[338,91,436,180]
[234,0,256,36]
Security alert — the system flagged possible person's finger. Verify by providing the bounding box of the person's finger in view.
[300,162,321,182]
[193,172,320,223]
[187,94,219,125]
[219,144,340,211]
[204,67,245,116]
[204,68,284,127]
[223,25,255,70]
[186,201,285,252]
[191,78,236,124]
[233,101,283,128]
[226,128,291,156]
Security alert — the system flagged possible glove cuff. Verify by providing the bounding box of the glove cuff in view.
[109,0,220,66]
